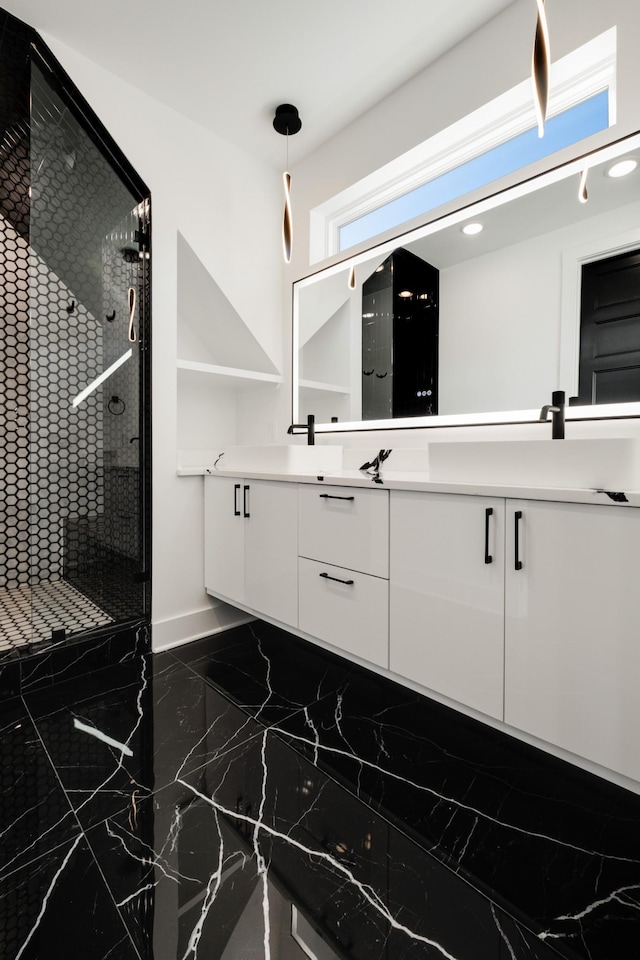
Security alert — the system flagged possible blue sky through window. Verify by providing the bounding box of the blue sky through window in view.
[338,90,610,252]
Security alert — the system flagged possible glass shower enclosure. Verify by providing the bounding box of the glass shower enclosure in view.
[0,10,151,658]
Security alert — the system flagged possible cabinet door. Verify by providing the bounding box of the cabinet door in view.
[204,476,245,604]
[390,491,505,720]
[244,480,298,628]
[505,499,640,781]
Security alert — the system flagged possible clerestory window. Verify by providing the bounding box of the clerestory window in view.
[310,29,616,262]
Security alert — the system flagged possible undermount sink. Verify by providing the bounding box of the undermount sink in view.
[428,439,640,489]
[216,444,343,475]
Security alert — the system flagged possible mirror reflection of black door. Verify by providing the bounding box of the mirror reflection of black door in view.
[578,249,640,404]
[361,248,439,421]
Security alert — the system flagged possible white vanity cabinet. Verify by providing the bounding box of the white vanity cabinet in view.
[390,490,640,781]
[298,484,389,668]
[204,476,298,628]
[504,499,640,782]
[203,472,640,782]
[389,491,506,719]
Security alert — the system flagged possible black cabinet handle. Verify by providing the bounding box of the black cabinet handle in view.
[233,483,241,516]
[243,484,250,518]
[319,494,355,501]
[484,507,493,564]
[514,510,523,570]
[319,572,354,585]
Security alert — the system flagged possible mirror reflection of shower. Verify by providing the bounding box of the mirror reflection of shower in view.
[361,248,439,421]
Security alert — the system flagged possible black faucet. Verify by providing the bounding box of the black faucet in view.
[287,413,315,445]
[539,390,565,440]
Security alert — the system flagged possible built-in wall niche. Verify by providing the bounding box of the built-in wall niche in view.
[176,233,282,467]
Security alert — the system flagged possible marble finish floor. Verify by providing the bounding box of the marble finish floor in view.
[1,620,639,959]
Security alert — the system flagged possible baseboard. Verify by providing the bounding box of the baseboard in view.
[152,602,254,652]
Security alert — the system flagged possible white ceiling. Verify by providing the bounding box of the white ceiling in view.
[4,0,516,167]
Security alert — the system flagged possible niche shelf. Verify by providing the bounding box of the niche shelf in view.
[298,378,349,394]
[176,233,282,471]
[177,359,283,390]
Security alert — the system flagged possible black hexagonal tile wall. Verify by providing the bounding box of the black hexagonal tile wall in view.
[1,14,150,657]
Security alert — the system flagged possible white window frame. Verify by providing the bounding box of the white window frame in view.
[310,28,617,264]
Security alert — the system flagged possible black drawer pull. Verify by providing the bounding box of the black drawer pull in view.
[233,483,241,516]
[319,494,355,501]
[320,572,354,585]
[484,507,493,564]
[243,484,250,518]
[514,510,523,570]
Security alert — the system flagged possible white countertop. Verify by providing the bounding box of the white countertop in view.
[178,463,640,508]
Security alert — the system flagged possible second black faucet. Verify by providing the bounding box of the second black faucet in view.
[539,390,565,440]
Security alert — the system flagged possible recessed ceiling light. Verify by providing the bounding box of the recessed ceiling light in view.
[606,158,638,178]
[398,290,413,298]
[462,222,483,236]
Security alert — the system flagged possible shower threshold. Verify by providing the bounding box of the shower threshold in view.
[0,580,114,655]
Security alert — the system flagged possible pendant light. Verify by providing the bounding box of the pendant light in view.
[532,0,550,138]
[348,265,356,290]
[273,104,302,263]
[578,168,589,204]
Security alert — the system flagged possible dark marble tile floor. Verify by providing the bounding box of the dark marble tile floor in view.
[1,620,638,960]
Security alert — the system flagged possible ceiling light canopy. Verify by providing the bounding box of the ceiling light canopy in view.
[273,104,302,136]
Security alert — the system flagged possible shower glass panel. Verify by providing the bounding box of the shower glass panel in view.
[27,60,149,648]
[0,12,34,656]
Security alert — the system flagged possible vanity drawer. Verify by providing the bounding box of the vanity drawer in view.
[298,558,389,669]
[298,484,389,578]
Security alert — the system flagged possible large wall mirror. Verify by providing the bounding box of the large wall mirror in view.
[293,132,640,431]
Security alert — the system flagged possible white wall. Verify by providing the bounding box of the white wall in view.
[439,200,640,413]
[41,36,287,648]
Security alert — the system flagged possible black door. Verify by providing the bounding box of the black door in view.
[578,249,640,404]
